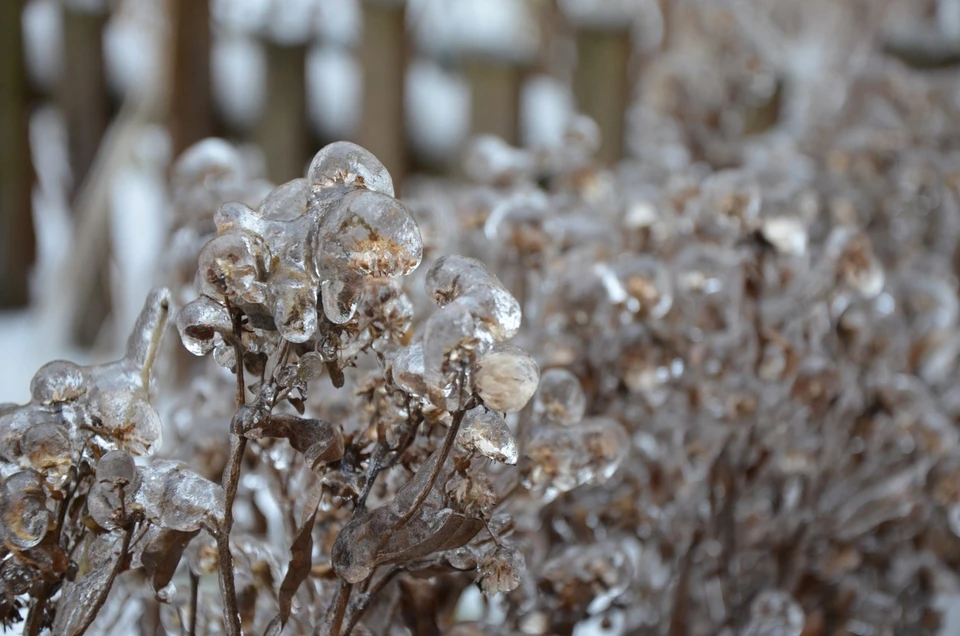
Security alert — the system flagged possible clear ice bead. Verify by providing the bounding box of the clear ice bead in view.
[177,296,232,356]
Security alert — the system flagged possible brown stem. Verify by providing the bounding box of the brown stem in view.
[342,566,401,635]
[395,406,468,529]
[217,307,249,636]
[318,580,353,636]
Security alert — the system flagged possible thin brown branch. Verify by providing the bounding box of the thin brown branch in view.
[72,523,136,636]
[395,406,469,529]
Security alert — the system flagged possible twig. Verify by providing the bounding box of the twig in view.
[342,566,402,635]
[216,306,249,636]
[395,406,469,529]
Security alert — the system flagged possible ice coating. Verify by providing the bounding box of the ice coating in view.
[307,140,395,197]
[425,255,522,341]
[135,460,225,533]
[0,289,171,466]
[473,345,540,413]
[457,407,519,464]
[316,189,423,278]
[534,368,587,426]
[522,416,629,501]
[181,141,422,341]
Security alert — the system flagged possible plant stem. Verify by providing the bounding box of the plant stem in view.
[217,306,249,636]
[395,407,468,529]
[342,566,401,635]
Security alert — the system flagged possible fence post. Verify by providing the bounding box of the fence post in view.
[572,24,630,164]
[359,0,408,191]
[169,0,215,156]
[0,0,37,308]
[257,39,311,183]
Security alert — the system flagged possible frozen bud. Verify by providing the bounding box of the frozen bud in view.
[534,368,586,426]
[457,407,519,464]
[196,230,267,304]
[1,471,53,550]
[96,450,139,490]
[742,590,805,636]
[89,451,140,529]
[597,256,673,319]
[474,345,540,413]
[463,135,535,185]
[177,296,232,356]
[258,177,310,221]
[30,360,87,404]
[172,138,245,193]
[307,141,395,197]
[316,189,423,278]
[392,343,430,397]
[479,545,525,596]
[761,216,808,255]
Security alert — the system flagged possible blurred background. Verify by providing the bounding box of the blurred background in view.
[0,0,956,405]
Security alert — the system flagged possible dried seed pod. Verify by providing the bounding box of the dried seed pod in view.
[478,544,525,596]
[473,345,540,413]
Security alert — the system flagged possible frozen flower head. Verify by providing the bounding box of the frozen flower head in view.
[179,141,423,349]
[1,289,171,467]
